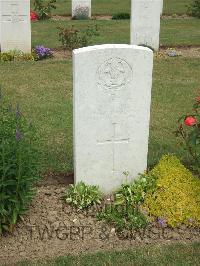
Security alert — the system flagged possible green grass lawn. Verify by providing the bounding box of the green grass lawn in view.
[31,18,200,48]
[165,0,193,15]
[19,242,200,265]
[30,0,193,16]
[0,57,199,172]
[31,0,131,16]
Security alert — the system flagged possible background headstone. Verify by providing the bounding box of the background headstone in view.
[131,0,161,51]
[72,0,91,18]
[0,0,31,53]
[160,0,163,15]
[73,44,153,193]
[0,2,1,49]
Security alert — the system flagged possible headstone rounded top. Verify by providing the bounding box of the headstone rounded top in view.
[73,44,153,55]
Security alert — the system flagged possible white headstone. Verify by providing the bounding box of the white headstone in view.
[131,0,161,51]
[73,44,153,193]
[72,0,91,18]
[160,0,163,15]
[0,0,31,53]
[0,3,1,49]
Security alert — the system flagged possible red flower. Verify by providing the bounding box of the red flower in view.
[30,11,39,21]
[184,116,197,127]
[195,96,200,103]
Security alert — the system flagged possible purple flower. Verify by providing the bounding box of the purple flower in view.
[16,129,23,141]
[35,45,53,60]
[16,104,21,118]
[157,217,166,227]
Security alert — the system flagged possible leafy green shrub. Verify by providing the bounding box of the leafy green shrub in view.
[58,25,99,51]
[143,155,200,228]
[0,48,53,62]
[187,0,200,18]
[112,12,130,20]
[175,95,200,173]
[0,50,35,62]
[97,204,147,232]
[72,6,90,20]
[97,174,156,231]
[63,181,102,210]
[34,0,56,20]
[115,174,157,206]
[0,90,40,234]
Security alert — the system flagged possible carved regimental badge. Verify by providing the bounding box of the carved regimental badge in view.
[97,57,133,90]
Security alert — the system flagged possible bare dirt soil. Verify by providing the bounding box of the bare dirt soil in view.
[51,15,112,21]
[52,47,200,60]
[0,174,199,266]
[51,15,192,21]
[158,47,200,58]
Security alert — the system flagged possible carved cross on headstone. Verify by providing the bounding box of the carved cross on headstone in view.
[2,4,27,23]
[97,123,130,177]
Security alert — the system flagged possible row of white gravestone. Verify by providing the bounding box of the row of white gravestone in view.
[72,0,164,17]
[0,0,162,53]
[72,0,162,51]
[0,0,31,53]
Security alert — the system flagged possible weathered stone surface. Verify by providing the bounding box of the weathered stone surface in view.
[72,0,91,18]
[131,0,161,51]
[0,0,31,53]
[73,44,153,193]
[160,0,163,15]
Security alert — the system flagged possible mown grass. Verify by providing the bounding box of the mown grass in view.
[31,18,200,48]
[0,60,73,172]
[19,242,200,266]
[30,0,193,16]
[165,0,193,15]
[30,0,131,16]
[0,57,199,172]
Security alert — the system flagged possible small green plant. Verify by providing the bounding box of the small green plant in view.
[115,174,157,207]
[97,204,147,232]
[63,181,102,210]
[58,25,99,51]
[187,0,200,18]
[33,45,53,60]
[112,12,130,20]
[97,173,156,232]
[72,6,90,20]
[0,48,53,62]
[0,89,40,234]
[175,95,200,173]
[0,50,35,62]
[34,0,56,20]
